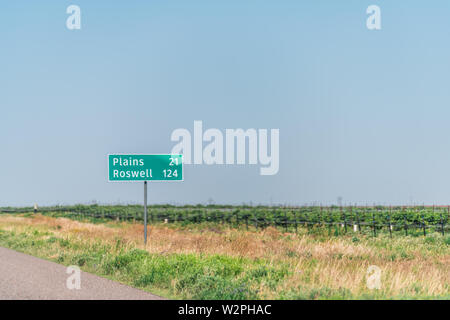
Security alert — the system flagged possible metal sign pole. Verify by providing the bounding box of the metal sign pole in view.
[107,154,183,245]
[144,181,148,245]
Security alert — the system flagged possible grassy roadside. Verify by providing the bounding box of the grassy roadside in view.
[0,213,448,299]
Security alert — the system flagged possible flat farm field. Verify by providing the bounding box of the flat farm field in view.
[0,212,448,299]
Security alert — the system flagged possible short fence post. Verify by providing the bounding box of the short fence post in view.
[440,212,445,236]
[319,206,323,227]
[295,211,298,233]
[422,214,426,236]
[372,210,376,237]
[305,211,309,230]
[388,215,392,238]
[349,206,353,231]
[328,207,332,235]
[284,211,288,233]
[404,212,408,236]
[388,206,392,238]
[357,210,361,234]
[343,207,347,234]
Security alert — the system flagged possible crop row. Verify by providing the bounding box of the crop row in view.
[1,204,449,236]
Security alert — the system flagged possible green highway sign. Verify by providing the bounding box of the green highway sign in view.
[108,154,183,181]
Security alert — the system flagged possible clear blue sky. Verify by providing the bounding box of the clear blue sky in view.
[2,1,450,206]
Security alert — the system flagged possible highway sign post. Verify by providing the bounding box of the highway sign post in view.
[108,154,183,244]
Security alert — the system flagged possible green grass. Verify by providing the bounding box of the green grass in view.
[0,227,291,299]
[0,214,448,300]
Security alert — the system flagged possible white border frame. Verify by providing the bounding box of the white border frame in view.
[107,153,184,182]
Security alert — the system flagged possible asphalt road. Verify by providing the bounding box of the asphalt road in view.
[0,246,164,300]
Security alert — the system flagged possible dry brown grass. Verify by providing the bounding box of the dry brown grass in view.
[0,214,448,298]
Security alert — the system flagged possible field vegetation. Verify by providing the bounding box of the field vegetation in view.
[0,210,448,299]
[2,204,449,236]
